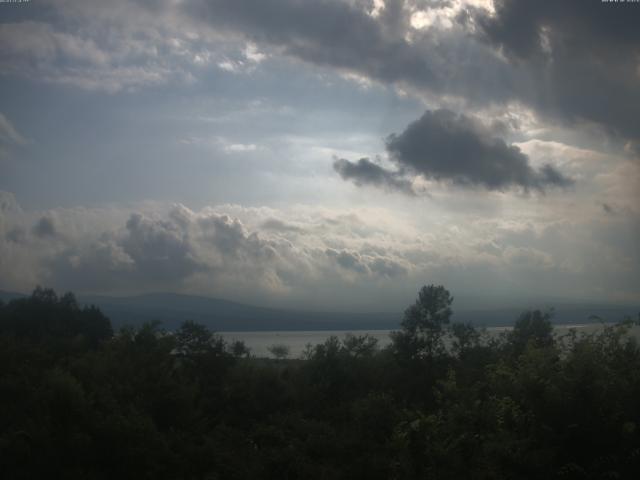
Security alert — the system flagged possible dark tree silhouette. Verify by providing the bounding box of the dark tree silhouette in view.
[268,343,291,360]
[2,287,639,479]
[0,286,112,347]
[392,284,454,359]
[509,309,554,355]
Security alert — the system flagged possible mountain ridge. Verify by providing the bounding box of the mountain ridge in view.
[1,290,637,331]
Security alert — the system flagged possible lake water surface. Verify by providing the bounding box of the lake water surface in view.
[221,323,637,358]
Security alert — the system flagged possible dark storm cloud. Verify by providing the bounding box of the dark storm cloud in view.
[188,0,519,106]
[333,157,414,194]
[2,0,637,150]
[187,0,639,147]
[336,109,572,193]
[33,216,57,238]
[476,0,640,144]
[191,0,433,85]
[6,1,636,149]
[386,109,573,191]
[479,0,640,61]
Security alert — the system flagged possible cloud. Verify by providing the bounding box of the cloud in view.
[33,216,57,238]
[333,157,415,194]
[2,0,637,155]
[0,113,26,159]
[0,196,422,304]
[0,1,231,92]
[191,0,429,82]
[223,143,257,153]
[0,113,25,146]
[503,246,553,271]
[121,212,205,280]
[386,110,571,190]
[0,191,22,215]
[386,109,572,191]
[5,0,494,98]
[602,203,614,215]
[0,191,638,308]
[6,227,27,244]
[187,0,640,150]
[189,0,516,102]
[369,256,409,277]
[336,109,572,193]
[325,247,409,278]
[478,0,640,64]
[40,204,322,297]
[326,248,369,275]
[475,0,640,147]
[261,218,304,234]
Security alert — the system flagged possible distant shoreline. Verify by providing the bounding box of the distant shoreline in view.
[220,323,640,358]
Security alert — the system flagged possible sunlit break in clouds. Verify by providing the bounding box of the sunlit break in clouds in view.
[1,0,639,311]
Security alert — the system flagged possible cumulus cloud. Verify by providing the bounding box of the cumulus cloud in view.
[0,192,638,307]
[333,157,415,194]
[33,216,57,238]
[387,109,572,191]
[0,194,421,304]
[336,109,572,193]
[369,256,409,277]
[325,247,410,278]
[121,212,204,280]
[326,248,369,275]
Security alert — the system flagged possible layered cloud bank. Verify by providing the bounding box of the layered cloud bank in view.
[1,190,639,309]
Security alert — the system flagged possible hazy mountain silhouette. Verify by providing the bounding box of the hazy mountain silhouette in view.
[0,290,637,331]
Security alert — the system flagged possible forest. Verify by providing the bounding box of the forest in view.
[1,285,639,479]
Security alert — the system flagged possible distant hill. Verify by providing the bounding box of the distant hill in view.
[455,305,638,328]
[1,290,637,331]
[79,292,399,331]
[0,290,27,303]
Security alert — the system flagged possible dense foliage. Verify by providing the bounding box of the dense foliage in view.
[1,286,639,479]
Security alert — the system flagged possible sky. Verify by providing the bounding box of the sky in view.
[0,0,639,312]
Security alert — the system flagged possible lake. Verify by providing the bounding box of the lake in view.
[220,323,638,358]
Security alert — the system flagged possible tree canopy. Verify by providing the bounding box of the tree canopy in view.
[1,286,639,479]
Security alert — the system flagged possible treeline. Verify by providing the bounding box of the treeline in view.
[1,286,639,479]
